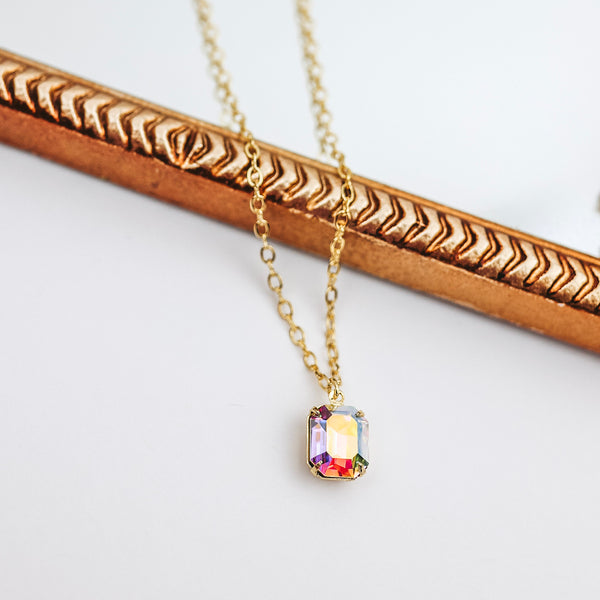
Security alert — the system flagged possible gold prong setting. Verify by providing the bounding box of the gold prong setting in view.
[307,404,369,480]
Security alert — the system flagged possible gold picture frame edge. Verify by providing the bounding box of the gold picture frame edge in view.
[1,48,599,353]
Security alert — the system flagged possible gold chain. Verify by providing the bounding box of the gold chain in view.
[193,0,355,406]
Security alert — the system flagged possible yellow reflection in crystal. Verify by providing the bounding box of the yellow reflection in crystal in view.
[326,414,358,459]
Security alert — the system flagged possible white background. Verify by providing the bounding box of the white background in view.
[1,1,600,599]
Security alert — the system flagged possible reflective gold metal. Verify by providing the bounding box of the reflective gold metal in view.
[0,49,599,353]
[193,0,354,396]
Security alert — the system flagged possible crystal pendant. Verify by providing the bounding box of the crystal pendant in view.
[307,404,369,480]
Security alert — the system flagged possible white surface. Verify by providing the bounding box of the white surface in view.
[1,2,600,599]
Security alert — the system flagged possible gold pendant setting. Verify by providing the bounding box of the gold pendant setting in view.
[307,405,369,480]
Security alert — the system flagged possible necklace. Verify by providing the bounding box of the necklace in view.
[194,0,369,480]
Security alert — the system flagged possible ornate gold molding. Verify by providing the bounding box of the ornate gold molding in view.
[1,48,599,352]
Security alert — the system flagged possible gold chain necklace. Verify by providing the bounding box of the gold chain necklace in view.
[194,0,369,480]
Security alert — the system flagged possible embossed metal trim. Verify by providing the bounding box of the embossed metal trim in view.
[0,48,599,352]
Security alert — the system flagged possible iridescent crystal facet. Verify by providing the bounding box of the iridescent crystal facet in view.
[307,405,369,479]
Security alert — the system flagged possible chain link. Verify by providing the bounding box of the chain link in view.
[194,0,355,405]
[296,0,356,401]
